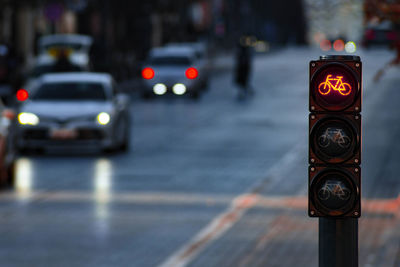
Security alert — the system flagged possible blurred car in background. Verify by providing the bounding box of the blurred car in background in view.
[166,42,208,64]
[23,34,93,90]
[0,98,16,186]
[362,20,398,48]
[36,34,93,70]
[166,42,209,88]
[16,73,131,153]
[141,46,208,99]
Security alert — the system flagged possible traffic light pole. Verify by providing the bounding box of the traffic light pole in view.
[309,55,361,267]
[319,218,358,267]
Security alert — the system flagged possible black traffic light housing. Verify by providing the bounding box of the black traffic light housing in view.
[309,166,361,217]
[308,55,362,218]
[310,56,361,113]
[309,113,361,165]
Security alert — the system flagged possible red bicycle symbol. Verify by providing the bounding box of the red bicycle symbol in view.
[318,75,352,96]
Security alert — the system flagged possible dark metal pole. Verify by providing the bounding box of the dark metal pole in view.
[319,218,358,267]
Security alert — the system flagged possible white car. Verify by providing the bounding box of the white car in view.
[141,46,207,99]
[165,42,210,87]
[165,42,208,66]
[16,73,130,153]
[26,34,93,82]
[36,34,92,69]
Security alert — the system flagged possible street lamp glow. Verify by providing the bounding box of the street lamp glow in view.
[345,42,357,53]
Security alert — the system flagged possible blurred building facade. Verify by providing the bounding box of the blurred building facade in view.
[304,0,363,47]
[0,0,307,80]
[0,0,213,59]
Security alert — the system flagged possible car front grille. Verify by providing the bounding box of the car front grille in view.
[23,129,48,140]
[23,129,104,140]
[77,129,103,140]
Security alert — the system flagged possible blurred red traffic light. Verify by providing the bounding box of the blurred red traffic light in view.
[333,39,345,51]
[16,89,29,101]
[142,68,154,79]
[320,39,331,51]
[185,67,198,79]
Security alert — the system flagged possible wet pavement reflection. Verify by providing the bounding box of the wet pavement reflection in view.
[15,158,33,201]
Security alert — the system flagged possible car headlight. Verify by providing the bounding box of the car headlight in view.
[153,83,167,95]
[97,112,110,125]
[18,112,39,125]
[172,83,186,95]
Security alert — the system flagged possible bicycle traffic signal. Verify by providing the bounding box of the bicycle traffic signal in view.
[308,55,362,218]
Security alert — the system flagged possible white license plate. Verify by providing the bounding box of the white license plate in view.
[50,129,78,140]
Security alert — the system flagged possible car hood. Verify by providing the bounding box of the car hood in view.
[20,101,113,120]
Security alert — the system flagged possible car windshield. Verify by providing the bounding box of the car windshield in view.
[150,56,192,66]
[32,82,107,101]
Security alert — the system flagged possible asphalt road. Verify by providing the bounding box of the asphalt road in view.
[0,47,399,267]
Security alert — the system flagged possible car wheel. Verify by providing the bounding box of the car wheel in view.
[119,117,130,152]
[113,117,129,152]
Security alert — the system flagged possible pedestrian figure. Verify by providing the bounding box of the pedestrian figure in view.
[234,38,252,98]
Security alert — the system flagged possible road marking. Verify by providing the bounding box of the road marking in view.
[0,191,396,217]
[158,193,258,267]
[157,144,304,267]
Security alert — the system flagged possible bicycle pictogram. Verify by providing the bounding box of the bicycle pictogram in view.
[318,180,351,201]
[318,127,351,148]
[318,74,352,96]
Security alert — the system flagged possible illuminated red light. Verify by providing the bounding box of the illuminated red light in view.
[16,89,29,101]
[142,67,154,79]
[185,67,198,79]
[333,39,345,51]
[318,74,352,96]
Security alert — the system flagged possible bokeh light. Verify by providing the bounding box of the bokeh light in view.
[345,42,357,53]
[142,67,155,79]
[153,83,167,95]
[172,83,186,95]
[16,89,29,101]
[185,67,198,79]
[333,39,345,51]
[320,39,331,51]
[97,112,110,125]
